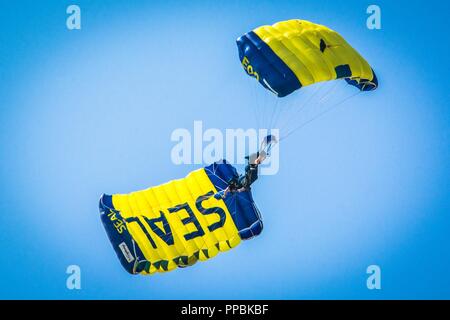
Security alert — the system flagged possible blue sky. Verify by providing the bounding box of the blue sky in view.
[0,0,449,299]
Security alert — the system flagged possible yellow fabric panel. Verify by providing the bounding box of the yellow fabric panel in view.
[111,168,241,274]
[253,19,374,87]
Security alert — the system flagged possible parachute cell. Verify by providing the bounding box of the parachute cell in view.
[99,161,263,275]
[237,19,378,97]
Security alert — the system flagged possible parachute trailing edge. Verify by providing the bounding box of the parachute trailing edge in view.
[99,161,263,275]
[237,19,378,97]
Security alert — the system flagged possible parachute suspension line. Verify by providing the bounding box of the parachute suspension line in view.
[250,80,261,130]
[282,89,360,141]
[204,166,260,207]
[277,82,326,132]
[271,98,284,130]
[316,80,341,104]
[270,96,297,131]
[268,98,280,131]
[292,82,339,132]
[255,82,264,130]
[281,80,347,136]
[262,90,272,132]
[290,81,343,132]
[280,90,362,141]
[254,81,272,131]
[203,167,230,203]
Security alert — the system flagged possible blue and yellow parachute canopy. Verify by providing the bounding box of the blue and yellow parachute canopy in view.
[99,161,263,275]
[237,19,378,97]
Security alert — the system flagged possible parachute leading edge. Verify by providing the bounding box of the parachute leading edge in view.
[99,161,263,275]
[237,19,378,97]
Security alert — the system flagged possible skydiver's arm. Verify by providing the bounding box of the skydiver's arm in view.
[239,152,265,189]
[242,163,259,188]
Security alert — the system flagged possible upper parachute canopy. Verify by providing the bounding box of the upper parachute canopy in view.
[237,19,378,97]
[99,161,262,275]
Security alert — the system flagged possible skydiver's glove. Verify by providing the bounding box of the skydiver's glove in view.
[246,151,267,165]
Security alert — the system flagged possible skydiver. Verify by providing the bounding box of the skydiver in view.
[238,151,267,190]
[215,151,266,199]
[237,134,277,189]
[214,135,277,199]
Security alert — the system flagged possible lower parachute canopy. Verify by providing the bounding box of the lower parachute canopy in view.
[237,19,378,97]
[99,161,263,275]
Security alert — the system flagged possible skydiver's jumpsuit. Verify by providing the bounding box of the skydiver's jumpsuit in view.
[229,152,260,191]
[238,158,259,189]
[214,153,261,199]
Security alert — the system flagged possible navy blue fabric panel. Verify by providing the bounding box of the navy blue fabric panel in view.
[345,68,378,91]
[228,190,263,239]
[203,160,239,191]
[335,64,352,79]
[204,161,255,234]
[99,194,144,274]
[204,161,263,239]
[236,31,301,97]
